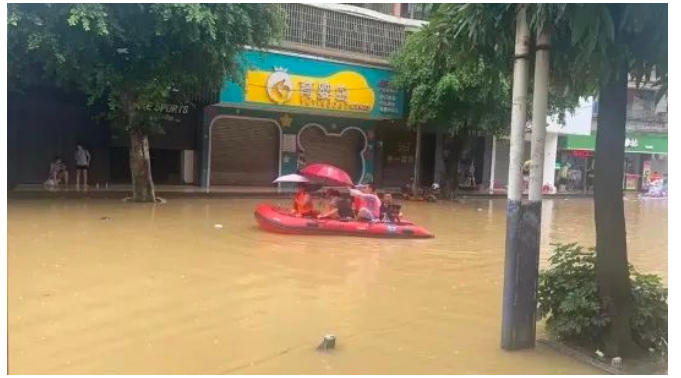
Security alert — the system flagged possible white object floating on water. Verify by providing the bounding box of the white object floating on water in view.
[611,356,622,366]
[477,208,482,211]
[213,224,223,229]
[595,349,604,359]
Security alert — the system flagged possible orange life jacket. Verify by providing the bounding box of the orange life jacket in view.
[294,191,314,215]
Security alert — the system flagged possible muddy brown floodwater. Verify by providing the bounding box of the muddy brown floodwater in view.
[7,196,667,374]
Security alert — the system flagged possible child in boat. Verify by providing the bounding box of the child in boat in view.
[291,183,318,217]
[317,189,354,220]
[379,193,403,223]
[349,183,381,222]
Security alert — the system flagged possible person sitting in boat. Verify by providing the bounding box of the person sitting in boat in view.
[291,183,318,217]
[379,193,403,223]
[349,183,381,222]
[317,189,354,220]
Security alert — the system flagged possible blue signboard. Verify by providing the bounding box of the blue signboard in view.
[220,50,405,119]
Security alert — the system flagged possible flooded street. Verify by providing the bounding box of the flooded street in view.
[7,197,667,374]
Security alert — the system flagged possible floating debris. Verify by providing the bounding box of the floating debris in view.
[595,349,604,359]
[611,356,622,367]
[214,224,224,229]
[100,216,111,221]
[317,334,336,351]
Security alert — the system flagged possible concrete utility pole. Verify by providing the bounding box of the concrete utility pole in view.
[529,28,550,202]
[489,136,497,194]
[520,25,551,347]
[500,7,532,351]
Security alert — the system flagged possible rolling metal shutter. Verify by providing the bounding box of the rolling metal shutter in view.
[380,130,415,188]
[210,117,280,186]
[298,126,365,183]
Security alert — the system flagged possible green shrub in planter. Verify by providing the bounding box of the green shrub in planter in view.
[538,243,667,357]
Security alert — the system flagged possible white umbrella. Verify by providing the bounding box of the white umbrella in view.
[273,173,310,184]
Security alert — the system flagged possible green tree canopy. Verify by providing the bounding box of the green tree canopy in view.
[8,3,283,133]
[391,26,511,137]
[427,3,667,357]
[8,4,283,201]
[433,4,667,101]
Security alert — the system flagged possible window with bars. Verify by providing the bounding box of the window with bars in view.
[351,3,395,16]
[282,4,406,60]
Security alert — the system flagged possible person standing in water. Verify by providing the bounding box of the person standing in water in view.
[74,144,91,188]
[558,160,571,192]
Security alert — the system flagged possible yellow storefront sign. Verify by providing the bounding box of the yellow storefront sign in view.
[244,68,375,113]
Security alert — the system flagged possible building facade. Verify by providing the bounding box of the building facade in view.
[8,3,418,189]
[9,4,668,194]
[196,3,425,189]
[200,48,405,188]
[558,86,668,191]
[481,84,667,194]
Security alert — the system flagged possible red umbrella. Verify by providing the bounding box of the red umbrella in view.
[300,163,354,186]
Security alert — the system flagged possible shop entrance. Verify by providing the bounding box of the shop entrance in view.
[298,124,366,184]
[209,117,280,186]
[109,147,182,184]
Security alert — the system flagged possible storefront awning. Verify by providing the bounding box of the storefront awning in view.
[561,134,667,154]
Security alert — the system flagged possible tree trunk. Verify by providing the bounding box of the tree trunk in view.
[594,65,637,357]
[413,126,422,193]
[8,111,19,191]
[434,130,446,186]
[129,131,156,202]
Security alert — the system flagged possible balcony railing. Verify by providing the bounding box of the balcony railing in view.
[281,3,407,62]
[349,3,395,16]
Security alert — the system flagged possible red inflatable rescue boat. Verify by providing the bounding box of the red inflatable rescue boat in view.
[254,203,434,239]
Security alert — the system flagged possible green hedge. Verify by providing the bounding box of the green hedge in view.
[538,243,667,358]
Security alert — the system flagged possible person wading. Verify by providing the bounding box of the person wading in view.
[74,144,91,188]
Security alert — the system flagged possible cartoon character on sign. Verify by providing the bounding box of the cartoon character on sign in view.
[266,67,293,104]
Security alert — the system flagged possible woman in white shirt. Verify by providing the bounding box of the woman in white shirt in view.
[74,144,91,188]
[349,183,381,222]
